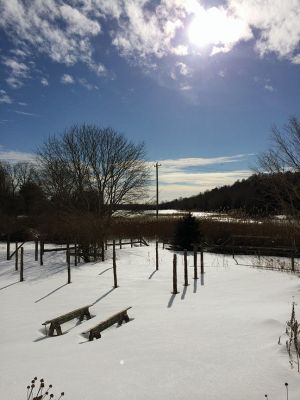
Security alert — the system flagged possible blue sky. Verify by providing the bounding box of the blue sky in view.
[0,0,300,201]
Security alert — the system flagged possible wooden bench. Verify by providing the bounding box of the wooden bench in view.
[83,307,132,341]
[43,305,92,336]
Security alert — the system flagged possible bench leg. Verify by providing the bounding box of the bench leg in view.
[123,313,130,323]
[117,318,123,326]
[79,310,91,322]
[89,331,101,341]
[55,324,63,336]
[49,323,55,337]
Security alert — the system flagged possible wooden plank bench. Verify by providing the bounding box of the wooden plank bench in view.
[43,305,92,336]
[83,307,132,341]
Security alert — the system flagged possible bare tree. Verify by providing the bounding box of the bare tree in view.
[258,116,300,244]
[37,124,150,216]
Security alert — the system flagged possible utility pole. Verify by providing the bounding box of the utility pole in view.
[154,162,161,219]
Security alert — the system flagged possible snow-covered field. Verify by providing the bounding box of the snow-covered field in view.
[0,242,299,400]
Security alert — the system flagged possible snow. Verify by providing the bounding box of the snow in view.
[0,242,299,399]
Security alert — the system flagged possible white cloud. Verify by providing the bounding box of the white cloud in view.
[0,89,12,104]
[147,154,254,200]
[2,57,29,88]
[41,77,49,86]
[78,78,98,90]
[218,70,226,78]
[152,170,253,201]
[0,148,36,163]
[229,0,300,62]
[264,84,275,92]
[14,110,37,116]
[18,102,27,106]
[0,0,299,88]
[61,74,75,84]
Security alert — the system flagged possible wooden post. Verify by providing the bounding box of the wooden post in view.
[66,243,70,263]
[15,242,18,271]
[40,241,44,266]
[105,240,108,250]
[291,255,295,272]
[140,237,142,247]
[74,244,78,266]
[67,250,71,284]
[172,254,179,294]
[130,238,133,248]
[113,240,118,288]
[119,239,122,249]
[101,241,105,262]
[184,249,189,286]
[35,240,38,262]
[193,245,198,279]
[156,240,159,270]
[94,244,97,261]
[20,247,24,282]
[200,248,204,274]
[6,235,10,260]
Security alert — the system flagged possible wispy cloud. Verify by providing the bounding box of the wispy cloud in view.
[14,110,37,117]
[41,77,49,86]
[2,57,29,88]
[0,89,12,104]
[61,74,75,84]
[264,84,275,92]
[0,147,36,163]
[0,0,299,86]
[148,154,254,201]
[151,170,253,201]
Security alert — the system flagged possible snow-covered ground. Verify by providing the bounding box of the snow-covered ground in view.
[0,242,299,400]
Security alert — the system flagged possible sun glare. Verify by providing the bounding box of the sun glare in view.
[188,7,247,49]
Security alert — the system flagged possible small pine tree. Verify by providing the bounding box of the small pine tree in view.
[173,213,201,250]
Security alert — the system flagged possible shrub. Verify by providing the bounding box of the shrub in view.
[173,213,201,250]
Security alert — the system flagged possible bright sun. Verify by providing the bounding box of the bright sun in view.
[188,7,247,49]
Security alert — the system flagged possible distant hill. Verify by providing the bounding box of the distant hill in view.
[160,172,300,216]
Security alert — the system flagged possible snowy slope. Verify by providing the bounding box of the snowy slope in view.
[0,242,299,400]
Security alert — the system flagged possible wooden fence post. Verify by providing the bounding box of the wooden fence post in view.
[291,255,295,272]
[156,240,159,270]
[66,243,70,263]
[67,250,71,284]
[20,247,24,282]
[101,241,105,262]
[15,242,18,271]
[93,244,97,261]
[139,237,142,247]
[6,235,10,260]
[35,240,38,262]
[40,241,44,266]
[184,249,189,286]
[200,248,204,274]
[119,239,122,249]
[74,244,78,266]
[130,238,133,248]
[172,254,179,294]
[113,240,118,288]
[193,245,198,279]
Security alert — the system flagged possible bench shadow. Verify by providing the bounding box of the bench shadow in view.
[35,283,68,303]
[181,285,188,300]
[92,287,115,306]
[148,270,157,280]
[98,267,113,276]
[167,293,178,308]
[193,279,198,293]
[0,281,19,291]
